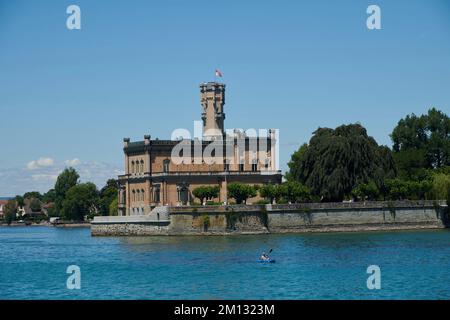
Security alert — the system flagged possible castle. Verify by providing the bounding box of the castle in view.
[117,82,282,216]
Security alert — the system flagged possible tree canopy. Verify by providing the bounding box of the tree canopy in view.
[192,186,220,204]
[391,108,450,177]
[227,183,257,204]
[61,182,99,221]
[287,124,397,202]
[98,179,119,216]
[54,167,80,213]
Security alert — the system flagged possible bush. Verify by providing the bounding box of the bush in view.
[201,213,210,231]
[352,181,379,201]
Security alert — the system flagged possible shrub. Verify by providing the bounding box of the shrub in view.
[352,181,379,201]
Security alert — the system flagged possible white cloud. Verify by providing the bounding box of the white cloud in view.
[31,174,59,182]
[26,157,54,170]
[0,161,123,196]
[64,158,81,166]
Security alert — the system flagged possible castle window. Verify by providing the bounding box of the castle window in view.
[154,187,161,203]
[141,189,145,201]
[252,163,258,172]
[131,161,135,174]
[163,159,170,173]
[140,160,144,173]
[132,190,135,202]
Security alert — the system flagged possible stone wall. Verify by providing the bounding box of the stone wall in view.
[91,216,170,236]
[267,202,447,233]
[91,201,449,236]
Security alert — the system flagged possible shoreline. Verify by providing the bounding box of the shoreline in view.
[0,222,91,228]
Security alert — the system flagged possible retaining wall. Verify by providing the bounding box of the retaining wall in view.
[91,201,449,236]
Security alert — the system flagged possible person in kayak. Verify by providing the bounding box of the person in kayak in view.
[260,252,270,261]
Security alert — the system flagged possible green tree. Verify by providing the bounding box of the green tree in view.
[3,200,17,225]
[98,179,119,216]
[227,183,257,204]
[109,196,118,216]
[61,182,99,221]
[54,167,80,213]
[42,189,56,203]
[431,173,450,200]
[285,143,308,182]
[192,186,220,204]
[15,195,25,207]
[391,108,450,176]
[384,179,409,200]
[287,124,397,202]
[352,181,380,201]
[29,198,42,212]
[278,181,311,203]
[259,184,278,204]
[23,191,42,200]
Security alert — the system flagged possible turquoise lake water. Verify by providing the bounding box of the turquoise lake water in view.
[1,226,450,300]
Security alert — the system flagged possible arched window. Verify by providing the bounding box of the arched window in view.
[141,189,145,201]
[132,190,135,202]
[131,161,135,174]
[140,160,144,173]
[163,159,170,173]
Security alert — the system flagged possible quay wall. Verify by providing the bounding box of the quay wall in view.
[91,201,449,236]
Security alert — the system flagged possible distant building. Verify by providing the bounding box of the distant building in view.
[118,82,282,215]
[0,199,9,217]
[0,197,14,218]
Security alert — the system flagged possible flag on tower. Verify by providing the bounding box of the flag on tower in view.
[215,69,223,77]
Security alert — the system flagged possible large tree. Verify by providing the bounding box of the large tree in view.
[61,183,99,221]
[3,200,17,225]
[54,167,80,213]
[227,183,257,204]
[287,124,397,202]
[192,186,220,204]
[391,108,450,177]
[98,179,119,216]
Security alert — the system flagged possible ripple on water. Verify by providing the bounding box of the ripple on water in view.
[1,227,450,299]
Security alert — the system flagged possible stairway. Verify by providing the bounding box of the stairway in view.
[148,205,170,221]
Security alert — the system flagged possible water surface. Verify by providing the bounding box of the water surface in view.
[1,226,449,299]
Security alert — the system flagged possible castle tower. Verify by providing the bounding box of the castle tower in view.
[200,82,226,139]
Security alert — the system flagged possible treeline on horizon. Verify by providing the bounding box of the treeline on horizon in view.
[2,107,450,223]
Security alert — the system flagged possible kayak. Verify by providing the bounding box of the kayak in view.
[258,259,276,263]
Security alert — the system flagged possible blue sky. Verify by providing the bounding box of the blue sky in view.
[1,0,449,196]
